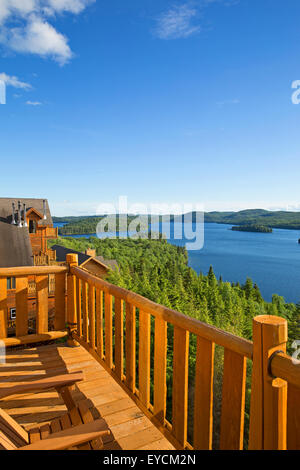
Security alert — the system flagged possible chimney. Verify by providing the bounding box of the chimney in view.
[17,207,22,227]
[85,248,96,258]
[23,203,27,227]
[11,202,16,224]
[43,199,47,220]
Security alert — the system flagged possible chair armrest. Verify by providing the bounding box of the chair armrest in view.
[18,419,110,451]
[0,372,84,399]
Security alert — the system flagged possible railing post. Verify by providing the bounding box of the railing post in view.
[66,254,79,347]
[249,315,288,450]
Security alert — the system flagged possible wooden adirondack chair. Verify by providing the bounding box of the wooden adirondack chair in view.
[0,372,110,450]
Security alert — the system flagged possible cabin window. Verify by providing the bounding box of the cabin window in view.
[29,219,36,234]
[10,308,16,320]
[7,277,16,290]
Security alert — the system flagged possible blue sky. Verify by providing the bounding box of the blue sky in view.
[0,0,300,216]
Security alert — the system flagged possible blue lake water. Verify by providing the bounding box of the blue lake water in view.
[54,222,300,303]
[170,223,300,304]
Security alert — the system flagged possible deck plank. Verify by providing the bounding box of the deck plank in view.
[0,343,174,450]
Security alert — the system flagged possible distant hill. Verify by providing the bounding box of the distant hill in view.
[53,215,100,224]
[181,209,300,230]
[53,209,300,233]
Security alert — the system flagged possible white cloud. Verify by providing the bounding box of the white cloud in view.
[0,72,31,89]
[154,1,239,40]
[46,0,93,14]
[0,1,94,64]
[0,1,38,24]
[26,100,42,105]
[155,4,200,40]
[9,17,72,65]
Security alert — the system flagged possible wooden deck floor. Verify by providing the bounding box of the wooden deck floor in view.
[0,343,174,450]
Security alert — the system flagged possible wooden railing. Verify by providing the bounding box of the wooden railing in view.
[33,250,56,266]
[65,255,300,450]
[28,275,56,297]
[0,265,68,346]
[0,254,299,450]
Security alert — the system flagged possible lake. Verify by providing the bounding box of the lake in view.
[170,223,300,304]
[54,222,300,303]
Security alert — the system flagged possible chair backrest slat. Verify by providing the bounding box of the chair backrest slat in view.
[0,430,18,450]
[0,408,29,448]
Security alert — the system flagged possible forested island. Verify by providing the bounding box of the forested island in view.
[231,225,273,233]
[53,209,300,235]
[48,235,300,447]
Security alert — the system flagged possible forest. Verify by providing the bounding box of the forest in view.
[49,236,300,447]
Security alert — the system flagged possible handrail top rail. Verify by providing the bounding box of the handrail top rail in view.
[271,352,300,389]
[0,265,68,277]
[71,265,253,359]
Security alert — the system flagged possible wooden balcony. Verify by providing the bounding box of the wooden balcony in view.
[0,343,174,450]
[0,254,300,450]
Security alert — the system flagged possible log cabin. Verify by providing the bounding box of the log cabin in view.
[0,198,58,331]
[0,198,118,332]
[0,197,58,264]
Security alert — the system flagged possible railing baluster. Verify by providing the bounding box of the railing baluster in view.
[16,277,28,337]
[139,310,150,408]
[36,275,49,334]
[193,337,215,450]
[287,384,300,450]
[105,293,113,369]
[82,282,88,343]
[172,326,189,447]
[66,254,78,346]
[272,378,287,450]
[0,278,7,339]
[96,289,103,359]
[154,316,167,424]
[76,278,82,337]
[220,349,246,450]
[125,302,136,392]
[54,273,66,331]
[114,297,124,380]
[88,284,95,349]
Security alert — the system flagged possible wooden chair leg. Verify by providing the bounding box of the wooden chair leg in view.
[56,385,76,412]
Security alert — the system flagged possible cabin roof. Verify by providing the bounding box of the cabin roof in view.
[0,221,33,267]
[0,198,52,226]
[51,245,117,271]
[52,245,91,265]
